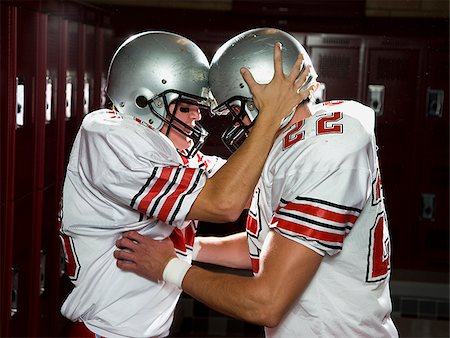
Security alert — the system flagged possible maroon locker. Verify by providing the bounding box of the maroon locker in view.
[0,4,17,337]
[57,21,82,334]
[9,6,47,337]
[1,2,113,337]
[363,37,423,271]
[84,24,96,114]
[306,34,363,102]
[39,15,70,337]
[415,38,449,270]
[65,20,82,151]
[94,26,104,109]
[102,27,115,108]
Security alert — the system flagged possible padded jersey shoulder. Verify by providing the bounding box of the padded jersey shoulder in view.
[80,109,181,168]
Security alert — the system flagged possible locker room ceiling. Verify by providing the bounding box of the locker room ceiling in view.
[81,0,449,18]
[77,0,447,47]
[83,0,232,10]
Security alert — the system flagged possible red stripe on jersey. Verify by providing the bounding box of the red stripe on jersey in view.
[185,223,196,247]
[375,171,381,202]
[138,167,173,214]
[274,217,345,244]
[323,100,344,106]
[158,168,196,222]
[170,228,187,253]
[197,153,210,171]
[250,257,259,273]
[283,202,358,226]
[246,214,258,236]
[60,234,79,279]
[169,222,196,253]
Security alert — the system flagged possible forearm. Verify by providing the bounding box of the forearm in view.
[182,231,323,328]
[188,114,279,222]
[182,266,272,326]
[194,232,251,269]
[211,111,280,202]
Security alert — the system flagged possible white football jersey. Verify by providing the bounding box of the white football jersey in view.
[246,101,398,337]
[59,109,225,338]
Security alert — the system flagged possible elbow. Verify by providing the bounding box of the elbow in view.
[257,308,284,328]
[209,194,244,223]
[212,200,243,223]
[246,289,285,328]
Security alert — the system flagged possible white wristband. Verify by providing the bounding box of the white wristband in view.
[162,258,191,289]
[192,238,201,261]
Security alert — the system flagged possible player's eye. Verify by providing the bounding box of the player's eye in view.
[180,107,190,113]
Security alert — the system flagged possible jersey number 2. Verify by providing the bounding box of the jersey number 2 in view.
[283,112,343,150]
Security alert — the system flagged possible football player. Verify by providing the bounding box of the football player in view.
[59,30,314,337]
[114,28,399,337]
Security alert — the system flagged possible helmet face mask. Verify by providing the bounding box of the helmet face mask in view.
[106,31,211,158]
[149,90,209,159]
[209,28,318,152]
[213,96,256,152]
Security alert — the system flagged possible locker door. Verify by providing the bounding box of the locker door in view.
[101,27,115,108]
[9,7,47,337]
[415,38,449,270]
[94,25,104,109]
[65,20,81,156]
[84,24,96,114]
[0,4,17,337]
[363,37,423,270]
[39,15,69,337]
[307,34,363,102]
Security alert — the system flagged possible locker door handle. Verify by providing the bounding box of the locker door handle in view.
[66,76,73,119]
[421,193,436,221]
[11,268,19,317]
[368,85,385,116]
[83,77,90,115]
[16,77,25,128]
[40,251,46,295]
[426,88,444,117]
[60,245,66,277]
[100,72,107,108]
[45,76,53,123]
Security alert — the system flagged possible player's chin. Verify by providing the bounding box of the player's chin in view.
[175,138,192,152]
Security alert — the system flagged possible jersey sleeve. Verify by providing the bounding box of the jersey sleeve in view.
[78,113,207,228]
[128,166,205,226]
[196,152,227,177]
[269,129,372,256]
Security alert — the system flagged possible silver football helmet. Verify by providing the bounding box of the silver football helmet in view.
[209,28,318,152]
[106,31,210,158]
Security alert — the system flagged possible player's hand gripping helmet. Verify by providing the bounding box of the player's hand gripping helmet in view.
[209,27,318,152]
[106,31,211,158]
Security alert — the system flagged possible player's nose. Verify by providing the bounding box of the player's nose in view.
[190,106,201,121]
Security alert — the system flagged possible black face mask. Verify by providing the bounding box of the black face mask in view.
[214,96,256,153]
[147,89,210,159]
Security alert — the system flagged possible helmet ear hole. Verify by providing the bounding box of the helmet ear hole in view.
[135,95,148,108]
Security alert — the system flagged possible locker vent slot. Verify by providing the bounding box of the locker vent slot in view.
[318,54,351,80]
[376,57,408,82]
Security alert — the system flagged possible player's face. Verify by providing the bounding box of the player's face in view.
[162,101,202,150]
